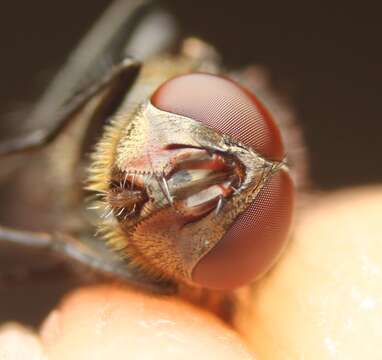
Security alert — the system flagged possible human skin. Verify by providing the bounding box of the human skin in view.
[1,186,381,359]
[235,185,382,358]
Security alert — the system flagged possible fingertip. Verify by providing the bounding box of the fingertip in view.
[0,323,45,360]
[40,284,255,360]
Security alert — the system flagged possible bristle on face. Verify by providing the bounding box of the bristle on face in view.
[87,114,134,252]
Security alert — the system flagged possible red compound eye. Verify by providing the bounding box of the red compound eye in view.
[151,72,284,160]
[151,73,293,289]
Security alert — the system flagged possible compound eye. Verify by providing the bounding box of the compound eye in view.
[151,72,284,161]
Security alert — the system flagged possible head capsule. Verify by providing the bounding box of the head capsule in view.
[89,72,294,290]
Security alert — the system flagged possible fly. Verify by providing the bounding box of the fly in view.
[0,0,305,307]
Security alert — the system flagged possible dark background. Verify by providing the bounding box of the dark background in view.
[0,0,380,326]
[0,0,381,189]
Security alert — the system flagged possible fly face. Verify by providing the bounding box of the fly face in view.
[88,72,294,290]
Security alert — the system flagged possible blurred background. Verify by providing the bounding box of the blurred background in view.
[0,0,380,189]
[0,0,380,326]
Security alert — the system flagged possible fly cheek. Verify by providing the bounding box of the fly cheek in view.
[151,73,294,290]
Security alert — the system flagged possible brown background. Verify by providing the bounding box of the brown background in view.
[0,0,380,326]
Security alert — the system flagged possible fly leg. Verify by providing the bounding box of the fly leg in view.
[0,225,176,294]
[0,0,178,157]
[0,58,140,156]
